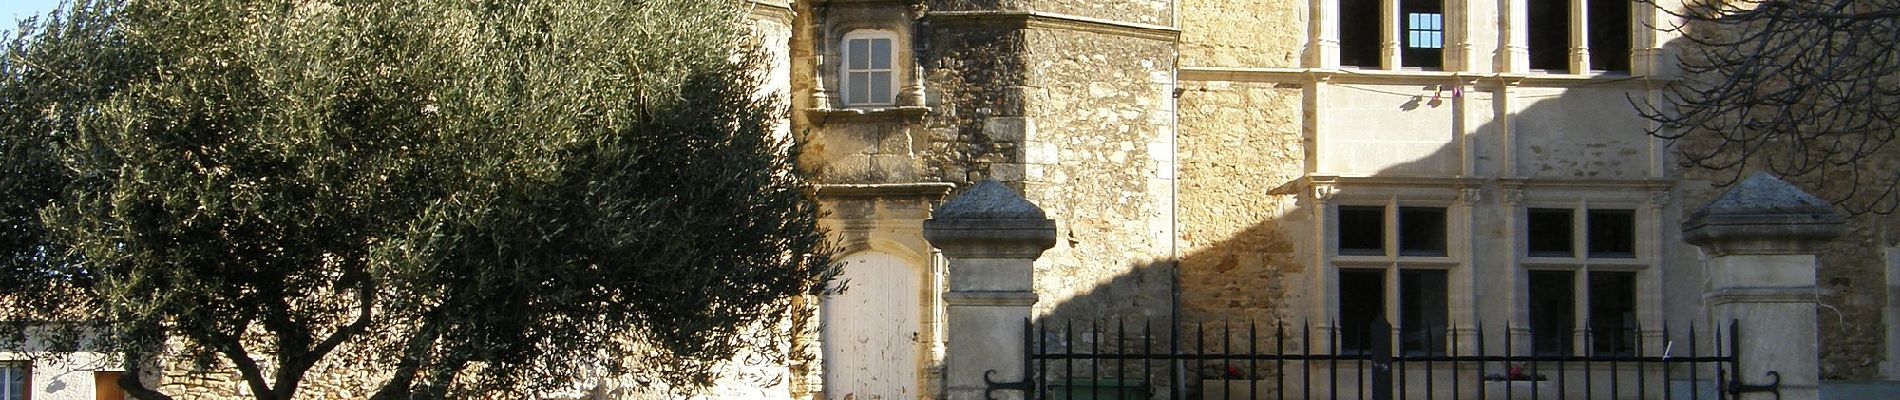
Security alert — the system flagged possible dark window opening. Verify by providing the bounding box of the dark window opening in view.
[1399,207,1448,256]
[1400,0,1443,68]
[1527,208,1575,257]
[1399,269,1448,355]
[1338,206,1385,255]
[1587,209,1635,258]
[1528,271,1576,355]
[1340,0,1382,68]
[1339,270,1386,354]
[1527,0,1570,71]
[1587,0,1631,72]
[1588,271,1638,355]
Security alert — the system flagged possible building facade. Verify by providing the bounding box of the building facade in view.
[4,1,1892,399]
[783,0,1899,399]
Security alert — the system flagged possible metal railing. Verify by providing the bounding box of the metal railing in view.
[1008,319,1747,400]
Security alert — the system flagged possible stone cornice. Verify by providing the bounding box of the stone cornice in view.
[926,10,1181,43]
[1180,67,1676,88]
[1497,177,1677,192]
[744,0,794,23]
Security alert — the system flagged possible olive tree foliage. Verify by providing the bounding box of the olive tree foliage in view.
[0,0,836,399]
[1637,0,1900,215]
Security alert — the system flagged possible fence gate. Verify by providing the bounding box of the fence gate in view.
[989,318,1764,400]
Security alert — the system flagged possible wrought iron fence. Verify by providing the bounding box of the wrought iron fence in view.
[1004,318,1753,400]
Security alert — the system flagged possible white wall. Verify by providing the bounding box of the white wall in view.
[1,352,118,400]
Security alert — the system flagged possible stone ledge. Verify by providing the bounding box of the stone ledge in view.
[802,106,930,125]
[942,291,1038,306]
[927,10,1181,42]
[815,182,956,200]
[1705,287,1825,306]
[1179,66,1677,88]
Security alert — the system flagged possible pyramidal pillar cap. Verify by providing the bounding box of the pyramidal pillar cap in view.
[1683,172,1846,256]
[923,181,1057,258]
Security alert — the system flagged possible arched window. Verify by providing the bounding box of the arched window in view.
[839,30,898,107]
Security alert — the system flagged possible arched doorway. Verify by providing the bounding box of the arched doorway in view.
[821,251,922,400]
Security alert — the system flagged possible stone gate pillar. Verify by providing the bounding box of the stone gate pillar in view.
[1683,173,1846,400]
[923,181,1056,400]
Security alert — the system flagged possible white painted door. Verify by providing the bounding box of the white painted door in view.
[822,251,921,400]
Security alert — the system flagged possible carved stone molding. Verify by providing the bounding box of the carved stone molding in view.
[1647,190,1671,210]
[1501,188,1524,206]
[1313,182,1340,202]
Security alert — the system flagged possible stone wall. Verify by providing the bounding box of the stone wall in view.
[920,24,1030,186]
[1173,80,1309,326]
[1178,0,1304,68]
[1016,27,1177,324]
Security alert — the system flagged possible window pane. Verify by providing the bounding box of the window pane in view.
[847,71,870,105]
[1587,209,1635,258]
[1399,2,1444,68]
[1338,0,1381,67]
[3,364,22,400]
[1527,208,1574,257]
[1528,0,1570,71]
[1400,269,1448,355]
[871,38,892,69]
[1338,206,1385,255]
[1528,271,1575,355]
[1399,207,1446,256]
[1588,0,1631,71]
[869,71,892,104]
[1589,271,1638,355]
[848,38,870,70]
[1339,270,1386,354]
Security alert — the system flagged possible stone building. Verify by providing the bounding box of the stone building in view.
[782,0,1899,399]
[4,0,1894,399]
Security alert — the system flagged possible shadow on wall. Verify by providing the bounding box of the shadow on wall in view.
[996,27,1900,396]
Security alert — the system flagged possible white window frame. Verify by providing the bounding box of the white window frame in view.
[838,30,899,107]
[1328,193,1465,356]
[1516,195,1654,357]
[0,361,28,400]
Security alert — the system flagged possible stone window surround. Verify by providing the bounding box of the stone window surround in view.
[837,29,900,107]
[1503,181,1668,357]
[1313,181,1473,353]
[809,18,927,113]
[1307,0,1665,75]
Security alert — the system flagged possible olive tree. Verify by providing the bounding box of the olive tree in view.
[0,0,835,399]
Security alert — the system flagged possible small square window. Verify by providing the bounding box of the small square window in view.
[1526,208,1574,257]
[1399,0,1444,68]
[1338,206,1385,256]
[1587,210,1635,258]
[840,32,897,106]
[1398,207,1447,256]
